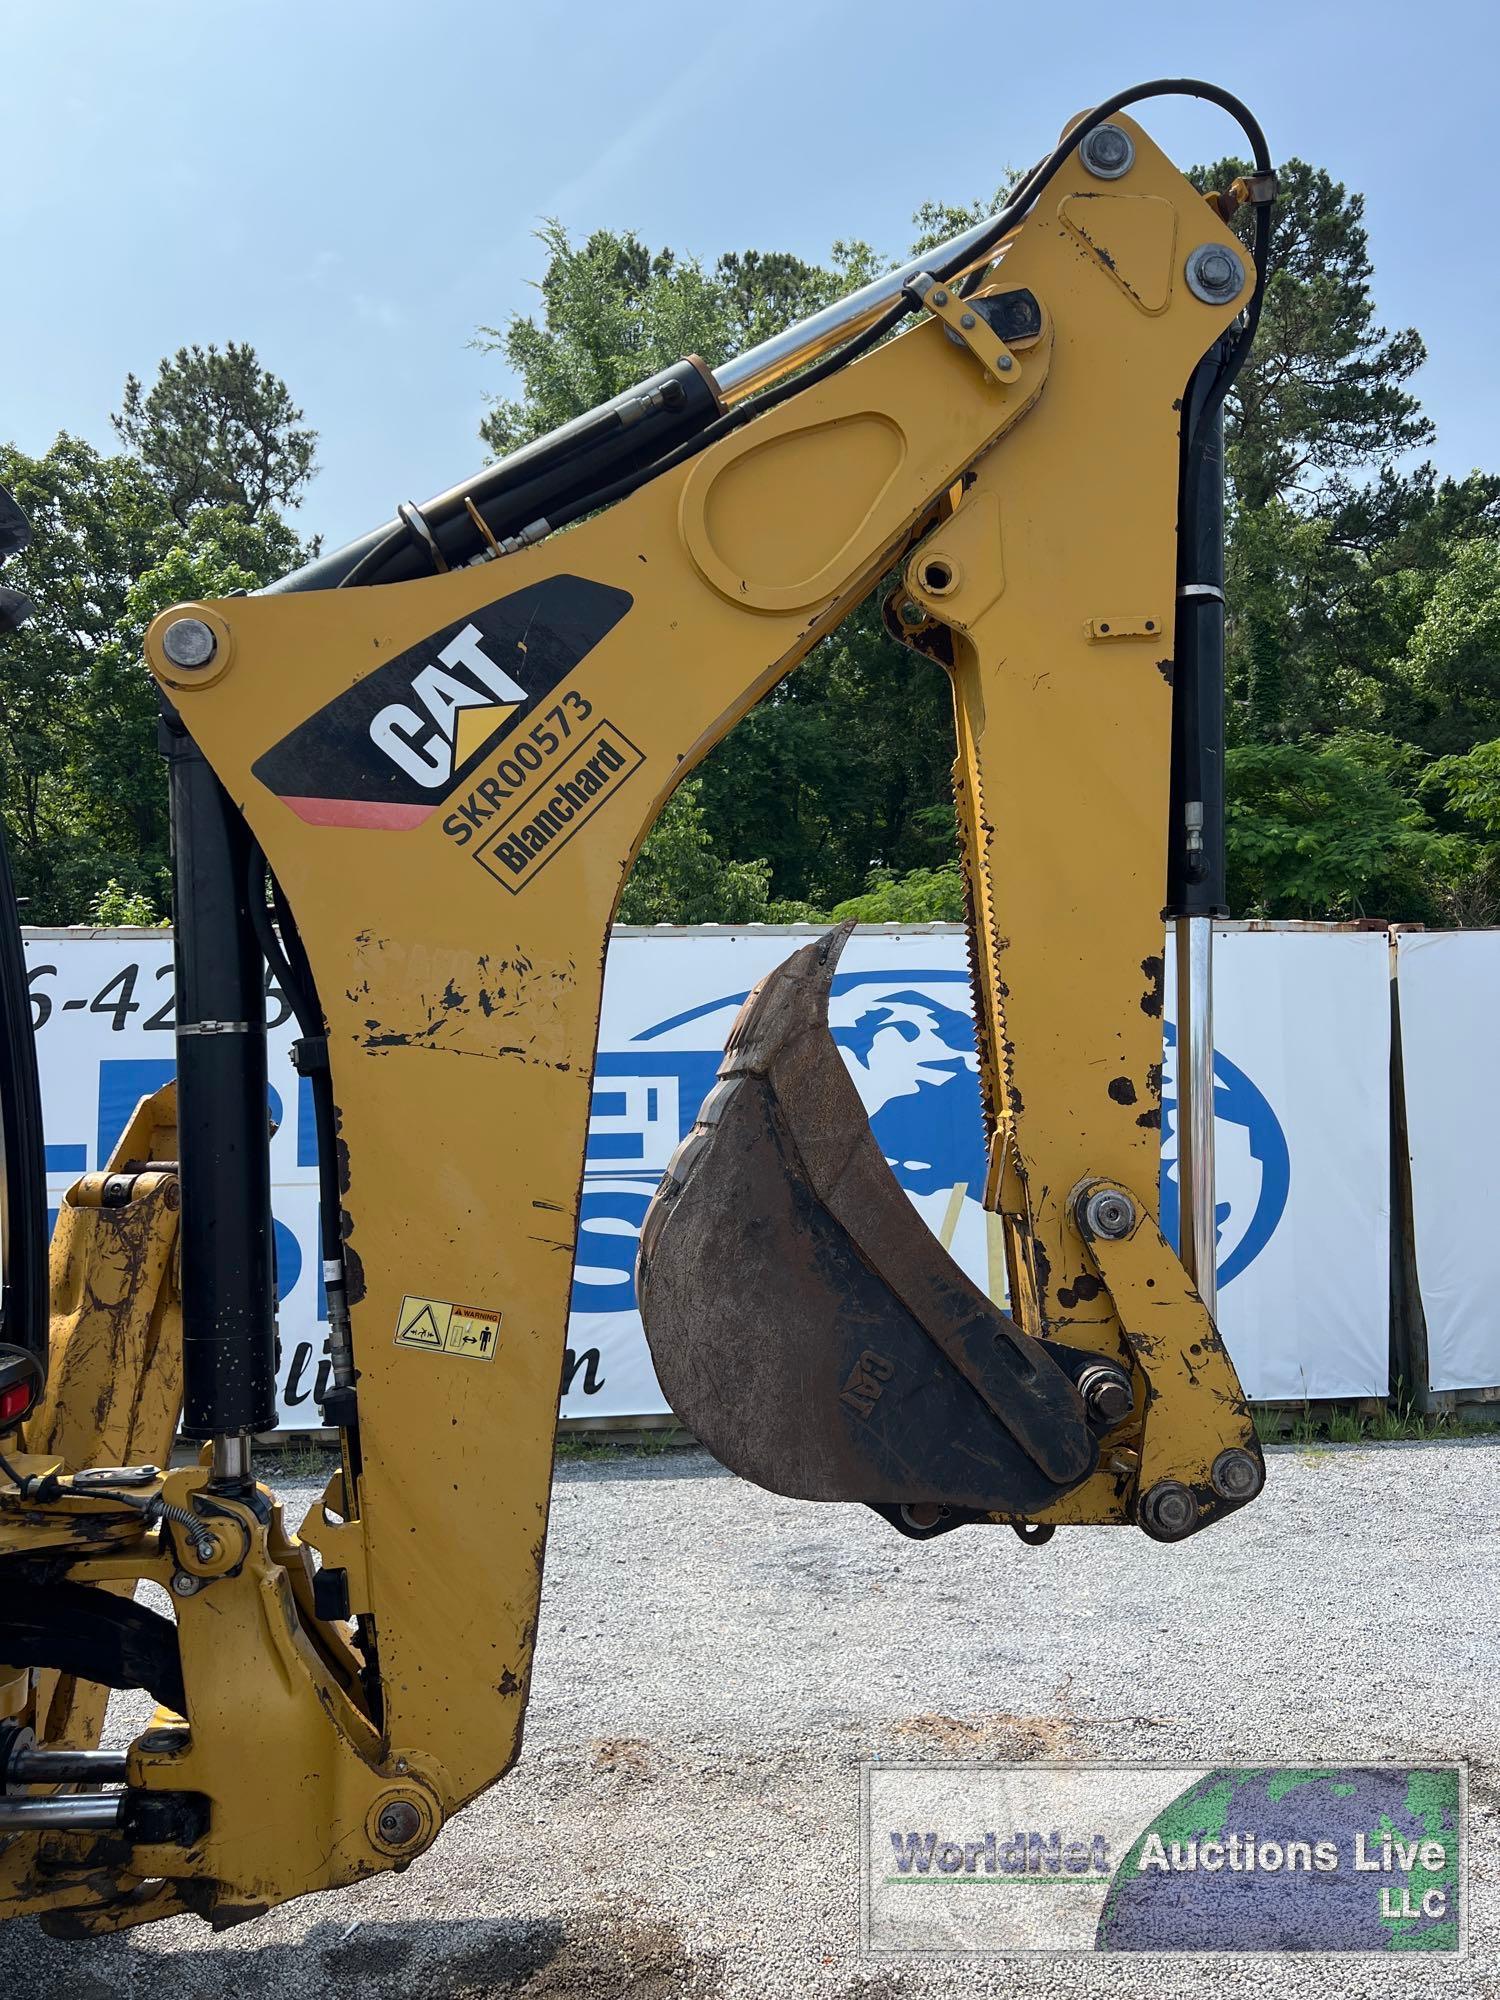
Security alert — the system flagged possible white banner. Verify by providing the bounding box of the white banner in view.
[1395,929,1500,1393]
[1183,927,1390,1400]
[23,923,1391,1423]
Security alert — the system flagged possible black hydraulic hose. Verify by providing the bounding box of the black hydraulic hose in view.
[522,79,1272,546]
[337,396,645,590]
[0,488,48,1372]
[291,359,720,594]
[0,818,47,1371]
[244,845,350,1367]
[320,81,1271,591]
[245,843,314,1040]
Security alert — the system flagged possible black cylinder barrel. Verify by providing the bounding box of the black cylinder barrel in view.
[0,486,49,1372]
[0,818,48,1371]
[163,713,278,1440]
[268,357,723,595]
[1167,342,1231,918]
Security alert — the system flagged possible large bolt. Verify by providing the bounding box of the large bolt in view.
[376,1799,423,1849]
[1211,1447,1264,1502]
[160,617,218,670]
[1139,1480,1199,1541]
[170,1571,202,1598]
[1185,243,1246,306]
[1079,122,1134,180]
[1081,1187,1135,1240]
[1077,1363,1134,1429]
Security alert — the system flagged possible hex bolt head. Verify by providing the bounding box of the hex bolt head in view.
[1139,1480,1199,1540]
[997,354,1014,371]
[1211,1447,1264,1502]
[1081,1187,1135,1240]
[170,1571,202,1598]
[1078,1364,1134,1428]
[959,311,976,329]
[1079,122,1135,180]
[376,1800,423,1849]
[899,600,925,627]
[1185,243,1246,305]
[931,288,949,307]
[160,616,218,669]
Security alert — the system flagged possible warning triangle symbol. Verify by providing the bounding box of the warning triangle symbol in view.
[398,1303,444,1348]
[454,701,521,768]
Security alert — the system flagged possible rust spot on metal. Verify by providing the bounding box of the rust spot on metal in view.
[1031,1237,1052,1308]
[342,1241,366,1306]
[1139,956,1164,1017]
[1107,1076,1137,1106]
[1136,1108,1161,1129]
[1056,1273,1103,1310]
[1156,657,1174,685]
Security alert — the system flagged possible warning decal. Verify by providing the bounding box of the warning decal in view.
[394,1296,502,1361]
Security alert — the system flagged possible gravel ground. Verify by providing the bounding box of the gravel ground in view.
[2,1437,1498,1998]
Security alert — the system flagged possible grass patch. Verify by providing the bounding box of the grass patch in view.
[254,1441,341,1480]
[554,1425,693,1462]
[1254,1396,1500,1447]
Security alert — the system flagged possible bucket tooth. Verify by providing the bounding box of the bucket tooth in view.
[637,924,1095,1510]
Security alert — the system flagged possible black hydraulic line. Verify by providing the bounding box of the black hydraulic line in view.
[0,820,47,1374]
[269,358,722,595]
[0,488,47,1374]
[162,711,278,1444]
[247,852,368,1448]
[504,81,1273,548]
[257,83,1269,598]
[1168,339,1233,918]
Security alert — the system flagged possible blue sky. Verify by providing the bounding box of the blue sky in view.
[5,1,1496,555]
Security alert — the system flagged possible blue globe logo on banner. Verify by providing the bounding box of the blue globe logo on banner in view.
[573,964,1290,1313]
[1159,1018,1291,1288]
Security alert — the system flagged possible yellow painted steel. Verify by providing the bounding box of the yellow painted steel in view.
[27,1086,183,1474]
[0,115,1259,1927]
[0,1087,185,1918]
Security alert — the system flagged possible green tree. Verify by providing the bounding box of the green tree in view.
[113,341,318,527]
[1425,736,1500,838]
[2,366,316,922]
[830,862,965,924]
[476,218,967,921]
[1203,157,1432,515]
[1225,736,1466,920]
[475,222,879,455]
[1199,155,1499,765]
[470,163,1500,928]
[1394,538,1500,752]
[615,778,772,924]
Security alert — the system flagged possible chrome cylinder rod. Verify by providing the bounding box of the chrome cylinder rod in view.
[1174,915,1217,1320]
[211,1431,253,1489]
[0,1792,124,1832]
[715,210,1011,404]
[7,1745,129,1785]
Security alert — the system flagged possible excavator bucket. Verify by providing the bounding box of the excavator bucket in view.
[636,925,1099,1516]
